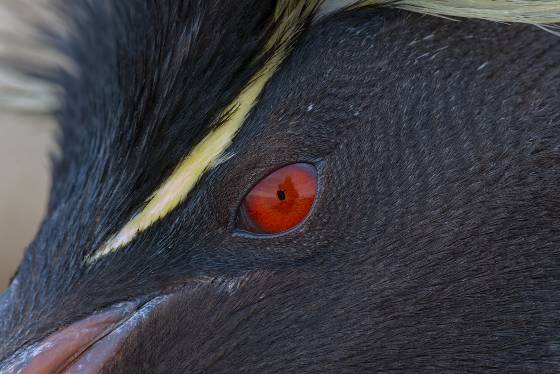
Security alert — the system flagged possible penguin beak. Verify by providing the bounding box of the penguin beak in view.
[1,296,168,373]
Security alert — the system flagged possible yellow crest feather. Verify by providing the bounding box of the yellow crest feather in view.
[88,0,560,262]
[87,1,322,262]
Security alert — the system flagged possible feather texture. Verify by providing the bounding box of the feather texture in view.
[357,0,560,24]
[88,0,322,261]
[2,0,560,115]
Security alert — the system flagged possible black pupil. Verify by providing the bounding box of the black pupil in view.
[277,190,286,201]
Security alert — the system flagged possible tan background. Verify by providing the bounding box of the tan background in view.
[0,116,53,290]
[0,0,56,290]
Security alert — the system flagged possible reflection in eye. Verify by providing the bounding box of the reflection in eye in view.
[237,163,318,235]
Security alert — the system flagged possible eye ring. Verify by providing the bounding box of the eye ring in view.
[236,163,318,236]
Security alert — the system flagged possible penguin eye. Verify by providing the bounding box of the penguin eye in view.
[237,163,318,235]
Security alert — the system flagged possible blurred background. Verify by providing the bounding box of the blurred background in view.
[0,0,57,290]
[0,117,53,290]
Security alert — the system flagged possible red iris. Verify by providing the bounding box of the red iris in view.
[238,163,317,234]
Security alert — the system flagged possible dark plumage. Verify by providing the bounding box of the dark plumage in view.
[1,1,560,372]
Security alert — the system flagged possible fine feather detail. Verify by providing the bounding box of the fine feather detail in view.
[355,0,560,24]
[0,0,552,260]
[2,0,560,115]
[87,0,323,262]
